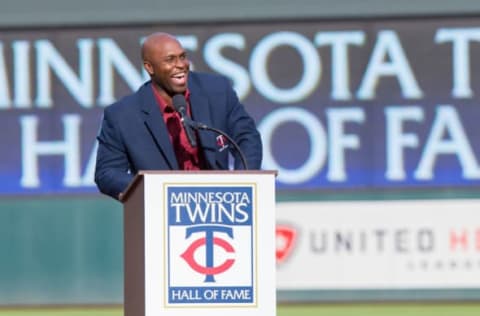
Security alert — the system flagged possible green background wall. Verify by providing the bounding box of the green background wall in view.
[0,197,122,304]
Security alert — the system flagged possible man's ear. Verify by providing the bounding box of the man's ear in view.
[143,62,153,76]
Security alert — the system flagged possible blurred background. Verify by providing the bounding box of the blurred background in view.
[1,0,480,314]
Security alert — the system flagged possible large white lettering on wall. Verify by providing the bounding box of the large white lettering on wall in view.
[0,18,480,194]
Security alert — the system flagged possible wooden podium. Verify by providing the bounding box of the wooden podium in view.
[120,170,276,316]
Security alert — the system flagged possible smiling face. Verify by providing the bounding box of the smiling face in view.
[142,33,190,102]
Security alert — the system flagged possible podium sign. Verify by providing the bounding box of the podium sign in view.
[122,171,276,316]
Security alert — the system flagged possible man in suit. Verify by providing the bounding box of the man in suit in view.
[94,32,262,200]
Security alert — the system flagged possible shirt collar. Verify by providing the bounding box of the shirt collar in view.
[152,85,191,114]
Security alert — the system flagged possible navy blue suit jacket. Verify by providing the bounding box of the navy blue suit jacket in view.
[94,72,262,200]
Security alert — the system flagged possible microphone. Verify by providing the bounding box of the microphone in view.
[171,94,249,170]
[172,94,197,148]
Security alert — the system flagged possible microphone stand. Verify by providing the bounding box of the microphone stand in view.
[183,118,249,170]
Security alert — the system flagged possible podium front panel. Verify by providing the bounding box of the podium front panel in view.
[134,171,276,316]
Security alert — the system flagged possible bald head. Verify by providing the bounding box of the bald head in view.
[141,32,180,62]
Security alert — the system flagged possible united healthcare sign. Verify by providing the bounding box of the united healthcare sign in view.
[1,16,480,194]
[276,199,480,290]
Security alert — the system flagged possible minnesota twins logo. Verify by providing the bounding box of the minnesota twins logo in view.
[181,226,235,282]
[166,186,256,305]
[216,135,229,152]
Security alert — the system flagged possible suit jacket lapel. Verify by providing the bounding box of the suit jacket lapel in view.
[189,80,218,169]
[139,83,179,169]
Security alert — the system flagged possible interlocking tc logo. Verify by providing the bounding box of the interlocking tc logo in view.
[181,226,236,282]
